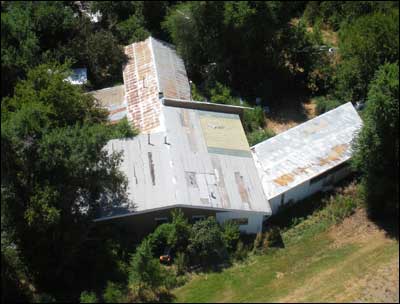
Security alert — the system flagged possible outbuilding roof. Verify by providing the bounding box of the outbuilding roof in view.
[251,102,363,200]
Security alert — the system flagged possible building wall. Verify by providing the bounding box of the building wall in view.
[269,163,351,213]
[216,211,266,234]
[96,207,264,242]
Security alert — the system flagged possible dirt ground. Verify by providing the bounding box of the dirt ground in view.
[329,208,399,303]
[266,100,317,134]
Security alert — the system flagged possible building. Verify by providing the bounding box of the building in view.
[251,102,363,213]
[91,37,363,236]
[93,37,272,235]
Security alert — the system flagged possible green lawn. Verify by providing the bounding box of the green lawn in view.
[173,208,398,303]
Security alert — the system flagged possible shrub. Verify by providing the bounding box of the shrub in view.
[253,232,264,253]
[169,209,192,253]
[175,252,189,275]
[103,281,125,303]
[265,227,284,248]
[188,217,228,267]
[243,106,265,133]
[148,223,175,257]
[80,291,98,303]
[128,239,164,290]
[234,240,248,262]
[222,221,240,253]
[314,96,342,114]
[247,128,275,146]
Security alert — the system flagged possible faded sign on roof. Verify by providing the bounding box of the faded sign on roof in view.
[199,111,251,158]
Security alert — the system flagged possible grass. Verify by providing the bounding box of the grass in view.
[173,184,399,303]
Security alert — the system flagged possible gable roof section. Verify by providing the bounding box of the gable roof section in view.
[123,37,191,133]
[251,102,363,199]
[88,85,127,124]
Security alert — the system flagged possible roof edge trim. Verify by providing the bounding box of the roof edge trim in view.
[162,98,253,116]
[93,204,271,222]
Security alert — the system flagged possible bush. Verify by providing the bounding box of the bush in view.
[265,227,284,248]
[315,96,343,114]
[234,240,248,262]
[247,128,275,146]
[169,209,192,253]
[80,291,98,303]
[188,217,228,267]
[253,232,264,253]
[222,221,240,253]
[103,281,125,303]
[175,252,189,275]
[128,239,163,289]
[148,223,175,257]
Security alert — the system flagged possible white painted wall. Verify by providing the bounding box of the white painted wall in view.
[269,165,352,214]
[216,211,266,234]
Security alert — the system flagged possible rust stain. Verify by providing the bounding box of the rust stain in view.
[274,174,295,186]
[293,166,309,175]
[319,144,348,165]
[235,172,250,204]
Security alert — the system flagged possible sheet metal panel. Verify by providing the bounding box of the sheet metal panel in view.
[251,102,363,200]
[162,106,271,214]
[151,38,191,100]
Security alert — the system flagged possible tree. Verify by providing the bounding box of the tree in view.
[352,63,399,218]
[162,1,317,102]
[1,1,128,95]
[1,62,134,299]
[303,1,398,30]
[336,9,399,102]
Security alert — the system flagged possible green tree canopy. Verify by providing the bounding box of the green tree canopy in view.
[163,1,317,102]
[1,62,135,297]
[352,62,399,218]
[1,1,127,96]
[336,9,399,102]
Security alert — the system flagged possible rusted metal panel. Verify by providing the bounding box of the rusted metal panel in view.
[252,102,363,201]
[123,39,161,133]
[151,38,191,100]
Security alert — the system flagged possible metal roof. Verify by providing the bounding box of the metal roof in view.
[251,102,363,199]
[162,98,252,118]
[88,85,127,123]
[96,106,271,221]
[151,37,191,100]
[123,37,191,133]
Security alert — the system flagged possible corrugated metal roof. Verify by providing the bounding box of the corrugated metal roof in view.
[88,85,127,123]
[251,102,363,199]
[151,37,191,100]
[122,37,191,133]
[96,106,271,221]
